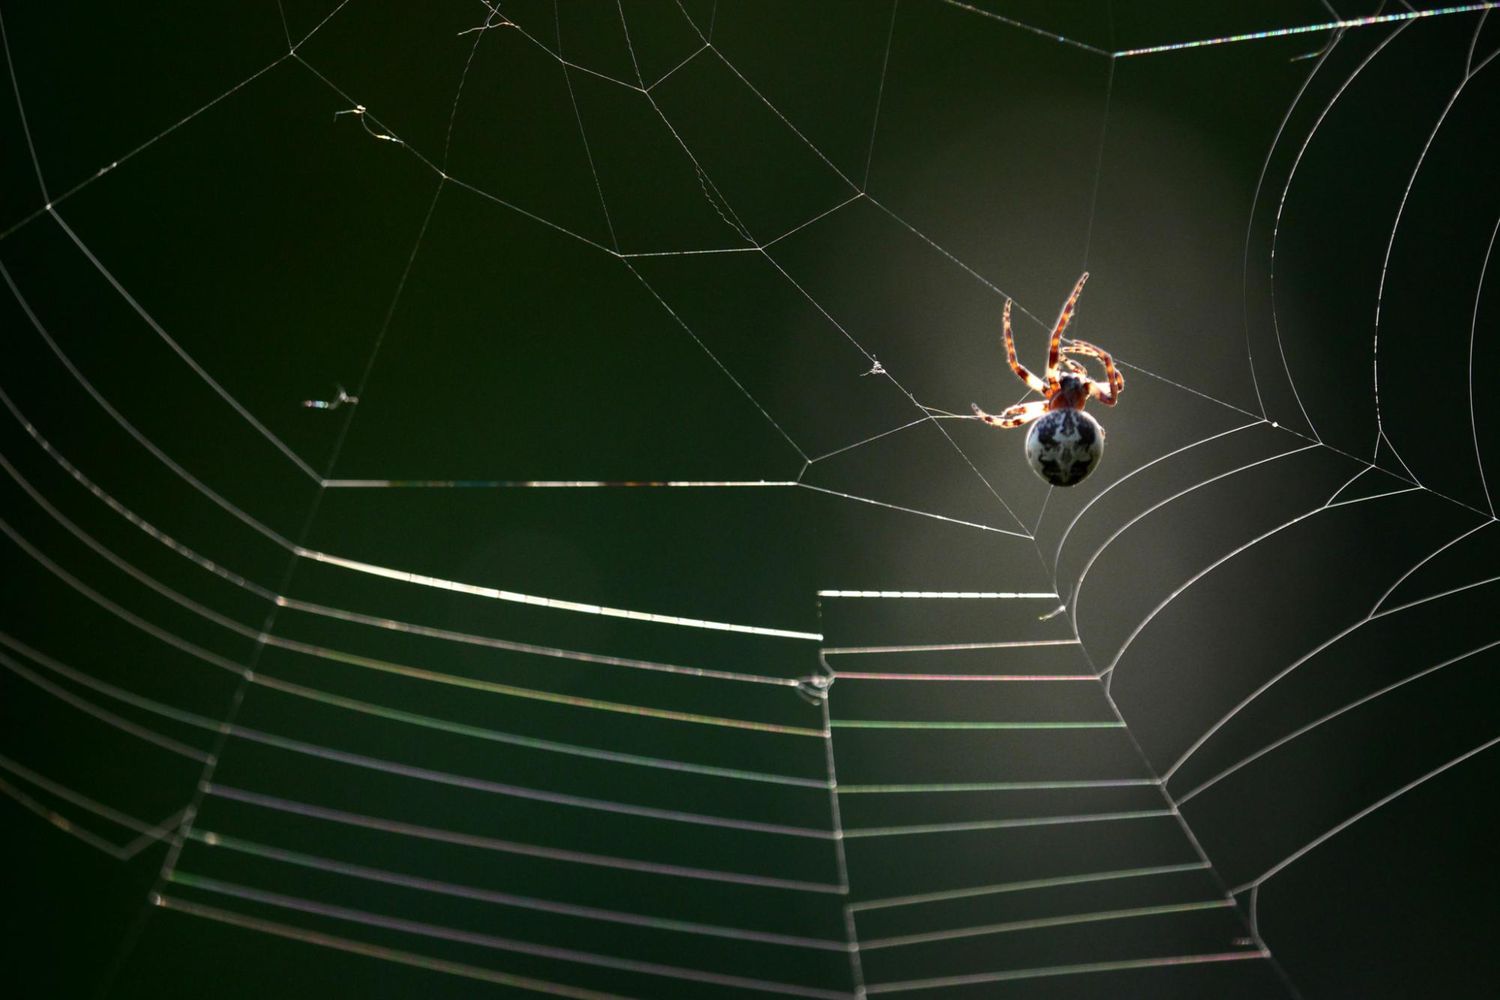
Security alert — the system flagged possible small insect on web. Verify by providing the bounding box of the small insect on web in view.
[972,271,1125,486]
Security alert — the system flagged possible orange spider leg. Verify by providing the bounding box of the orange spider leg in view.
[1063,340,1124,405]
[1059,357,1090,378]
[1002,298,1047,394]
[1045,271,1090,384]
[972,400,1049,428]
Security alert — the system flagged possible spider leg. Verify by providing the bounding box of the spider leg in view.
[1063,339,1124,405]
[972,400,1049,428]
[1045,271,1090,385]
[1002,298,1047,394]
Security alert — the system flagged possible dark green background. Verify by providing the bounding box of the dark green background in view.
[3,2,1498,998]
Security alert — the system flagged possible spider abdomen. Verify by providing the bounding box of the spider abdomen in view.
[1025,408,1104,487]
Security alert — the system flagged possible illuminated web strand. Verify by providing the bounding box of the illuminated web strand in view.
[297,550,821,641]
[763,192,866,250]
[0,631,223,731]
[1082,653,1284,983]
[0,52,289,243]
[3,450,818,730]
[1113,4,1499,58]
[0,649,210,763]
[0,450,272,639]
[877,186,1266,420]
[4,626,824,820]
[1324,485,1421,509]
[1,389,279,600]
[0,753,180,840]
[292,54,621,259]
[849,861,1211,913]
[1,267,297,550]
[1239,42,1317,422]
[170,873,853,1000]
[0,517,246,675]
[817,590,1056,599]
[864,950,1269,994]
[189,830,851,952]
[823,639,1077,655]
[1373,40,1500,473]
[760,249,1032,535]
[644,43,708,92]
[441,0,506,169]
[271,635,825,736]
[842,808,1172,839]
[1370,520,1494,614]
[1231,733,1500,895]
[284,0,352,53]
[0,6,47,203]
[813,691,867,993]
[613,245,755,258]
[803,417,929,465]
[832,672,1092,681]
[6,624,821,838]
[1238,0,1378,429]
[862,0,900,189]
[47,212,321,482]
[1322,465,1375,506]
[616,14,758,243]
[598,27,1026,530]
[1176,637,1500,806]
[251,673,828,787]
[499,5,644,92]
[3,400,797,687]
[938,0,1110,56]
[1263,13,1416,448]
[297,545,821,641]
[1164,555,1500,786]
[156,896,635,1000]
[1068,445,1319,639]
[560,10,810,458]
[829,719,1120,730]
[546,4,620,252]
[1052,421,1263,572]
[838,778,1157,794]
[698,38,860,191]
[321,478,797,488]
[1469,217,1500,516]
[277,595,799,686]
[209,784,845,893]
[0,774,174,861]
[0,500,821,739]
[1380,572,1500,620]
[1103,477,1464,684]
[861,898,1234,950]
[796,483,1028,536]
[220,719,834,839]
[862,193,1271,424]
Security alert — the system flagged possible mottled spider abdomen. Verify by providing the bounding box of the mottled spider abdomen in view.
[1025,408,1104,487]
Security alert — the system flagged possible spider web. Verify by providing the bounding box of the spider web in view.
[2,2,1498,998]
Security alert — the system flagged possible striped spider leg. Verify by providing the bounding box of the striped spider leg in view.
[969,272,1124,487]
[972,271,1095,426]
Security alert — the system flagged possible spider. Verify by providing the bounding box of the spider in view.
[971,272,1123,487]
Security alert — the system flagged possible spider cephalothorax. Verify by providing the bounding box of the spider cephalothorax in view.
[972,272,1123,487]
